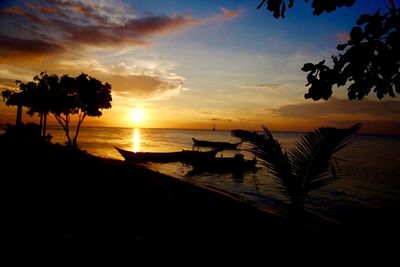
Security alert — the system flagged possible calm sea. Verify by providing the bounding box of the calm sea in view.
[38,126,400,226]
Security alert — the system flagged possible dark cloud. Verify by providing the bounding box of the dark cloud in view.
[211,117,232,122]
[0,6,46,23]
[272,98,400,118]
[0,78,19,88]
[0,0,241,59]
[0,32,65,59]
[240,83,282,91]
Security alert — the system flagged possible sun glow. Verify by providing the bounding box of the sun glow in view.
[130,108,146,123]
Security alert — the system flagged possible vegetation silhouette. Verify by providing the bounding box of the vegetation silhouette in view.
[257,0,356,18]
[2,72,112,146]
[257,0,399,100]
[232,123,361,213]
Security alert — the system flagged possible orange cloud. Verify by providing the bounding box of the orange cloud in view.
[335,31,349,43]
[214,7,244,21]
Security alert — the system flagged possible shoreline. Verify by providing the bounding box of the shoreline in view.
[93,156,346,239]
[2,132,394,252]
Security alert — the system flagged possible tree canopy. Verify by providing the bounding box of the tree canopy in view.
[257,0,400,100]
[257,0,356,18]
[2,72,112,146]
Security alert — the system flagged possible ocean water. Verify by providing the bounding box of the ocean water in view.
[47,126,400,227]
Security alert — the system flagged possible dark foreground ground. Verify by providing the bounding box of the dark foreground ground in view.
[1,131,398,258]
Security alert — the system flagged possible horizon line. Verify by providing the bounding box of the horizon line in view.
[1,123,399,137]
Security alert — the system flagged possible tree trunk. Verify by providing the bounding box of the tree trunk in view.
[72,113,86,146]
[65,120,72,146]
[39,113,43,133]
[43,113,47,137]
[54,115,72,145]
[16,105,22,127]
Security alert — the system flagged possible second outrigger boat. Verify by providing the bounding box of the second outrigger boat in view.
[192,138,242,150]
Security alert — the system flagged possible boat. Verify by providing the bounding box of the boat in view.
[189,154,257,175]
[115,146,218,163]
[192,138,242,150]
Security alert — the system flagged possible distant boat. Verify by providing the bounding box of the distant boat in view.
[192,138,242,150]
[189,154,257,175]
[212,124,215,131]
[115,146,218,163]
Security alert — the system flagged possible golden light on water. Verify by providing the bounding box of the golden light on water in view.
[132,128,140,152]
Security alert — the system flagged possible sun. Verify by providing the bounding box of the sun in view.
[130,108,146,123]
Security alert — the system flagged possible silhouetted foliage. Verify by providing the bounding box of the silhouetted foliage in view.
[303,7,400,100]
[50,73,112,146]
[232,124,361,212]
[2,81,32,108]
[257,0,355,18]
[258,0,399,100]
[2,72,112,146]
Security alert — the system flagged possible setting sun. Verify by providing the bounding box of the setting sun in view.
[130,108,146,123]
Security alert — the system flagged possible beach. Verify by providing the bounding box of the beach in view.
[2,128,400,261]
[0,130,346,252]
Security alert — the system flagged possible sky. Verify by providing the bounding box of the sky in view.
[0,0,399,134]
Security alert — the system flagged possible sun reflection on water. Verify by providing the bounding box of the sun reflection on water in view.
[132,128,140,152]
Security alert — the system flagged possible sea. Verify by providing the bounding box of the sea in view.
[10,126,400,228]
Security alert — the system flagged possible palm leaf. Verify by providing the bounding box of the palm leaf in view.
[232,127,295,199]
[233,123,361,210]
[289,123,361,204]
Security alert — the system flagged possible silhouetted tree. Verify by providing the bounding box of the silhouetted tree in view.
[2,73,58,137]
[303,6,400,100]
[232,124,361,212]
[32,72,58,137]
[51,73,112,146]
[2,80,39,128]
[2,72,112,146]
[72,73,112,146]
[257,0,399,100]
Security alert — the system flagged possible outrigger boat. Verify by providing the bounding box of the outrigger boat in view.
[189,154,257,175]
[192,138,242,150]
[115,146,218,163]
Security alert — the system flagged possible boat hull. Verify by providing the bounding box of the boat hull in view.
[190,154,257,174]
[115,147,218,163]
[192,138,241,150]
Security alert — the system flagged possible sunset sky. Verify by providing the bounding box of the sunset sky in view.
[0,0,399,134]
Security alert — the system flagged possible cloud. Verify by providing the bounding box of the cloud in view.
[56,60,187,101]
[271,98,400,119]
[211,117,232,122]
[0,33,65,60]
[213,7,243,21]
[335,31,349,43]
[109,73,185,101]
[0,1,242,60]
[0,78,19,89]
[240,83,283,91]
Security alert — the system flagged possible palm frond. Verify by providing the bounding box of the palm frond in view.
[233,124,361,210]
[232,127,294,199]
[289,123,361,200]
